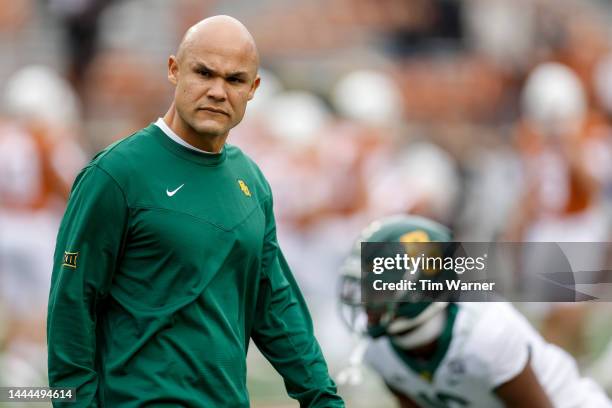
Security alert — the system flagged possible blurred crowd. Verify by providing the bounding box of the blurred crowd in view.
[0,0,611,406]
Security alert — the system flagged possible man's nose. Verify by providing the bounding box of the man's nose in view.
[207,78,227,102]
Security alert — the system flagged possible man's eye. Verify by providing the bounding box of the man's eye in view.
[228,77,243,83]
[198,70,211,77]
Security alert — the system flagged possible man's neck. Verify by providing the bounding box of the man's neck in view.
[163,106,226,153]
[401,340,439,361]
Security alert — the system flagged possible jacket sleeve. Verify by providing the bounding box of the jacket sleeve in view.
[47,164,128,407]
[251,193,345,408]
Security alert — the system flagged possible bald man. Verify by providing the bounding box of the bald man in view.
[47,16,344,407]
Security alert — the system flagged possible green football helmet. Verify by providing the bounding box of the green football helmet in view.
[338,214,453,344]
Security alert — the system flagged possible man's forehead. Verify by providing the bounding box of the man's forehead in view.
[177,15,259,71]
[185,48,257,76]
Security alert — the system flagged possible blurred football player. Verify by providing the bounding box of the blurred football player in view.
[338,215,611,408]
[0,65,86,319]
[0,64,86,389]
[510,62,610,357]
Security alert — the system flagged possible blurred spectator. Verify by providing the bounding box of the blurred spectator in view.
[81,50,170,148]
[0,0,32,34]
[49,0,116,92]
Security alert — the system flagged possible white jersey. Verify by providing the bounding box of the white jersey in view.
[364,302,611,408]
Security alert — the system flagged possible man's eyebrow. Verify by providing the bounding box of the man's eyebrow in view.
[192,62,249,78]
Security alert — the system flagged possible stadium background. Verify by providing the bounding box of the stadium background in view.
[0,0,611,406]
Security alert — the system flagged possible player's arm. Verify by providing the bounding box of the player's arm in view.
[47,164,128,408]
[475,305,555,408]
[494,357,553,408]
[251,193,344,408]
[386,383,420,408]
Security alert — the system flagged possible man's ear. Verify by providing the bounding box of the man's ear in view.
[247,75,261,101]
[168,56,179,86]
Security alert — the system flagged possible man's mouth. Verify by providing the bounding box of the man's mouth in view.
[199,107,228,116]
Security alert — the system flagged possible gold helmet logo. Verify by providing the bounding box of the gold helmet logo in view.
[399,230,430,243]
[399,230,441,277]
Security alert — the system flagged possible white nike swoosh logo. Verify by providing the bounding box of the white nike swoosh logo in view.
[166,184,184,197]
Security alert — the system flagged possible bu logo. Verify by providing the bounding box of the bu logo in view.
[63,251,79,269]
[237,179,251,197]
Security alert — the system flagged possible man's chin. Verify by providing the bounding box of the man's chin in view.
[191,122,228,138]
